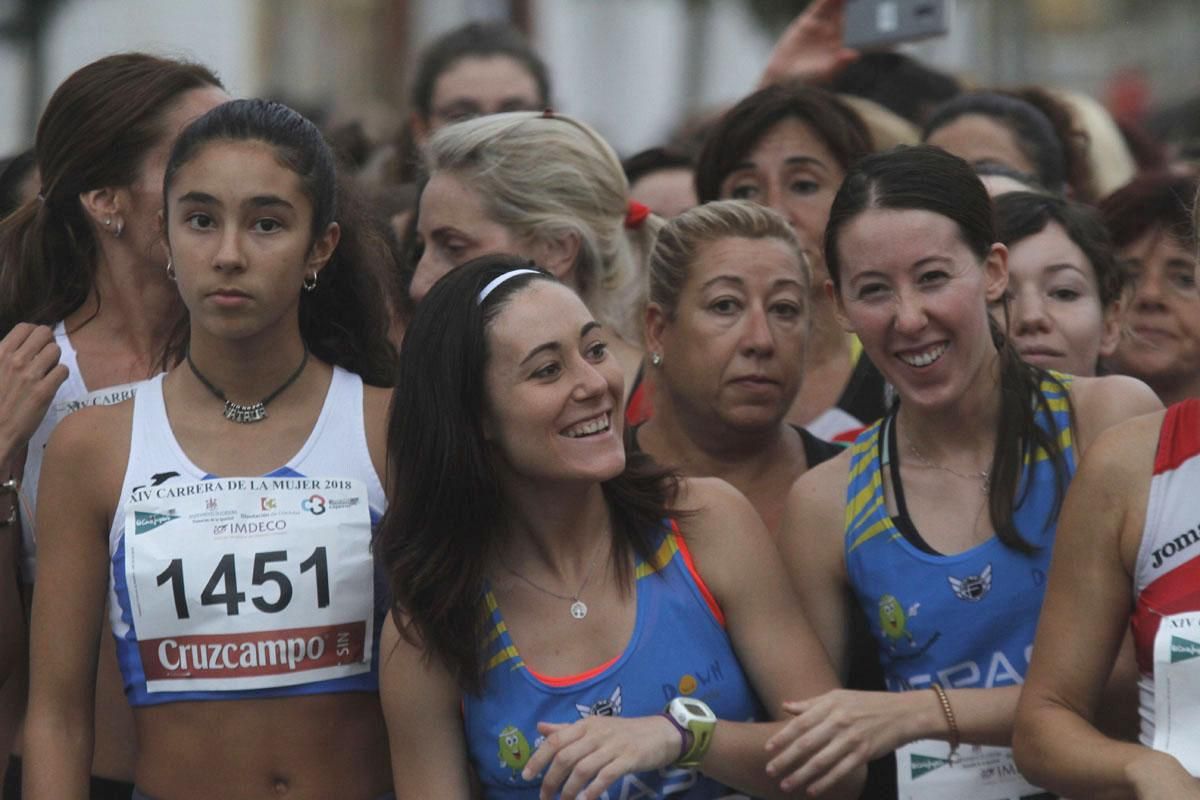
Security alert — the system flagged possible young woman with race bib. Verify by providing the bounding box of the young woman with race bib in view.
[1013,198,1200,798]
[23,99,398,799]
[375,256,864,799]
[0,52,228,798]
[767,146,1159,799]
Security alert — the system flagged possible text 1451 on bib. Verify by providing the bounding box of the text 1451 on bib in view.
[123,477,375,693]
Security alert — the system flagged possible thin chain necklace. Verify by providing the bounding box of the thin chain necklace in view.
[903,429,991,495]
[186,346,309,424]
[497,535,608,620]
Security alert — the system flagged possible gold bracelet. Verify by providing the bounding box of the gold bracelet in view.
[930,683,961,763]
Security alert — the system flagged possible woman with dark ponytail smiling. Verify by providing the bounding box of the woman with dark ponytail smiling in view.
[766,146,1158,797]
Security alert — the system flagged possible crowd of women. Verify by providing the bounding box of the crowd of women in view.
[1,0,1199,797]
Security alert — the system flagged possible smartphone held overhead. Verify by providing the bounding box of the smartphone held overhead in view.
[843,0,949,50]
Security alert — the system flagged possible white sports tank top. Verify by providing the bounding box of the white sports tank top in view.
[107,367,388,706]
[19,321,142,581]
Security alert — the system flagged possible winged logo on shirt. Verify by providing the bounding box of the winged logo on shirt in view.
[576,685,622,718]
[948,563,993,602]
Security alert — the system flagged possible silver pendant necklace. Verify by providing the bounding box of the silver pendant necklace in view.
[498,536,607,620]
[186,346,309,424]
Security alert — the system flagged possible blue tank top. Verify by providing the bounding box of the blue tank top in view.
[464,524,761,798]
[844,374,1074,692]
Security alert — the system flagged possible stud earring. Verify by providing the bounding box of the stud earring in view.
[650,352,663,367]
[303,271,318,292]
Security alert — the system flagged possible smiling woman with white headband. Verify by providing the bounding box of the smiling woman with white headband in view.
[376,254,864,799]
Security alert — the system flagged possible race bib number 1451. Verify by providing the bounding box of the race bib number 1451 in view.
[123,477,374,693]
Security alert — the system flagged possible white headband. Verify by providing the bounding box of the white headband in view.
[477,268,540,304]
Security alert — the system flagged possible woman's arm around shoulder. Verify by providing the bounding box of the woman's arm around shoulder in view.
[671,475,864,799]
[379,611,474,798]
[24,403,129,799]
[1015,410,1200,798]
[1068,373,1163,455]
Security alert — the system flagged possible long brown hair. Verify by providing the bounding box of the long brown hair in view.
[0,53,222,335]
[376,256,677,693]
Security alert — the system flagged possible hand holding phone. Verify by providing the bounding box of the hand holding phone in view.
[759,0,861,88]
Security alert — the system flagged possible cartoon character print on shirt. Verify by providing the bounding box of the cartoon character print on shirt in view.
[576,684,622,718]
[878,593,941,661]
[498,725,532,778]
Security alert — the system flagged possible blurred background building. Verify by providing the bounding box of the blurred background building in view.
[1,0,1198,159]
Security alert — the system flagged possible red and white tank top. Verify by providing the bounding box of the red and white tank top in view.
[1131,398,1200,774]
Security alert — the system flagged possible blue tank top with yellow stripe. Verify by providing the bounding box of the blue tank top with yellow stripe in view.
[464,523,761,798]
[844,373,1074,693]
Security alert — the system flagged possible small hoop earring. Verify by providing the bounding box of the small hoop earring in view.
[650,352,663,367]
[165,259,176,280]
[303,271,318,292]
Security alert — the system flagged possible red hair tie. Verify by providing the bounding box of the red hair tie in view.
[624,200,651,229]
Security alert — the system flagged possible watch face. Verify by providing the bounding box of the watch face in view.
[683,701,708,716]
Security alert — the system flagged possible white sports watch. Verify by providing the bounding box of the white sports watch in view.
[662,696,717,768]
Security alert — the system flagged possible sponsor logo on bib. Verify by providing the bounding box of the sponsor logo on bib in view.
[134,510,179,535]
[140,621,366,681]
[910,753,951,780]
[1170,635,1200,663]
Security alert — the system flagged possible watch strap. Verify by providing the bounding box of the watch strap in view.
[660,709,693,763]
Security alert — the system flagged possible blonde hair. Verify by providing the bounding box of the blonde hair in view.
[424,111,661,343]
[1050,88,1136,199]
[838,94,920,151]
[648,199,809,319]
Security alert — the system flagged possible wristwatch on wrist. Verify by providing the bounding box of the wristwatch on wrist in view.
[661,697,717,768]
